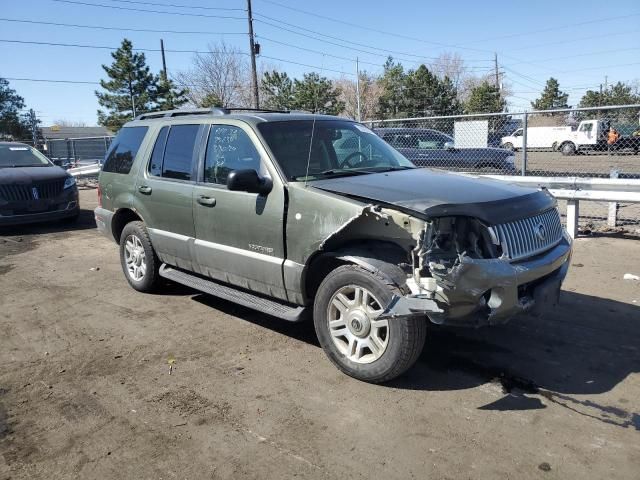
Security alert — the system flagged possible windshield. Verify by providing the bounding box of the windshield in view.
[257,120,414,181]
[0,144,52,168]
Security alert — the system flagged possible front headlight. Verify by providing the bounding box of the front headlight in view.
[506,155,515,165]
[64,176,76,189]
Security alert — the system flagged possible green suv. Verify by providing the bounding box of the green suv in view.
[95,108,571,383]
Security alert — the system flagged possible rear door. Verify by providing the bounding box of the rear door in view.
[134,123,204,270]
[192,121,288,301]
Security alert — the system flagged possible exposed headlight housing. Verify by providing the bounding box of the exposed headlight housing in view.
[64,176,76,189]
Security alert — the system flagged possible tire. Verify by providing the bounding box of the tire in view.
[560,142,576,156]
[119,221,161,293]
[313,265,427,383]
[501,142,514,152]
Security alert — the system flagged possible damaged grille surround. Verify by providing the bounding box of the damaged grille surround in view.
[379,208,571,326]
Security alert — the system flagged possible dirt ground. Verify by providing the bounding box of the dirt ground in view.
[1,189,639,480]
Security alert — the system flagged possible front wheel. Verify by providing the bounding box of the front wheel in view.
[313,265,427,383]
[119,221,161,292]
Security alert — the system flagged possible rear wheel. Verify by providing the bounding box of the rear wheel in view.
[501,142,514,151]
[313,265,427,383]
[119,221,161,292]
[560,142,576,156]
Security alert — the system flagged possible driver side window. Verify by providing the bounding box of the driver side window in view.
[333,130,361,164]
[204,125,262,185]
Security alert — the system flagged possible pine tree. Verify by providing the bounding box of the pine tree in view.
[579,81,640,108]
[465,81,505,114]
[156,72,188,111]
[403,65,462,117]
[292,73,345,115]
[376,57,406,119]
[0,77,30,139]
[531,78,569,111]
[198,92,223,108]
[96,39,158,131]
[260,70,295,110]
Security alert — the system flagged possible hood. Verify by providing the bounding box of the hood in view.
[311,168,556,225]
[0,165,68,185]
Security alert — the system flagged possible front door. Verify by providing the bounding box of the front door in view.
[135,123,203,270]
[192,122,288,301]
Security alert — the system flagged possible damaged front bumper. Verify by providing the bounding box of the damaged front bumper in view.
[382,236,572,327]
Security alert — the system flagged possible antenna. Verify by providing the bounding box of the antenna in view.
[304,55,325,187]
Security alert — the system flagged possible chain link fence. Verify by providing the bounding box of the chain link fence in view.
[367,104,640,229]
[44,136,113,167]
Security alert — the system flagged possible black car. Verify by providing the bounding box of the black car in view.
[375,127,516,173]
[0,142,79,226]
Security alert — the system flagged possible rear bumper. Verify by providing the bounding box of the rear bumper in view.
[383,235,572,327]
[94,206,116,242]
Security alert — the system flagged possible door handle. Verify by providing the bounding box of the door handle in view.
[197,195,216,207]
[138,185,152,194]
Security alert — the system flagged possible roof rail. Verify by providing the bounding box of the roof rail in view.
[134,107,297,121]
[134,108,213,120]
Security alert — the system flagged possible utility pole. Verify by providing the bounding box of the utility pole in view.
[28,109,38,148]
[247,0,259,108]
[355,57,361,122]
[160,39,168,81]
[494,52,500,90]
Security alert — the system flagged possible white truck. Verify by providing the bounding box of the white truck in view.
[555,119,640,155]
[501,126,571,151]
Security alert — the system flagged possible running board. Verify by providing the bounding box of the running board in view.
[159,264,307,322]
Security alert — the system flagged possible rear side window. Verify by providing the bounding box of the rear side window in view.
[103,126,148,174]
[149,126,169,177]
[161,125,199,181]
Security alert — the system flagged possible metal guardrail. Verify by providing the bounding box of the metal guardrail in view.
[473,174,640,237]
[68,163,101,177]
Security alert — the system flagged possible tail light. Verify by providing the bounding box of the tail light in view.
[97,184,102,208]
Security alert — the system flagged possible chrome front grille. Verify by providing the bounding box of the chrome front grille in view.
[492,208,563,261]
[0,180,65,202]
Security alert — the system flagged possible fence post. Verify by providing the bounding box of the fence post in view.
[566,199,579,239]
[521,112,528,176]
[607,168,619,227]
[70,140,77,166]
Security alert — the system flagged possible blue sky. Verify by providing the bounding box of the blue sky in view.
[2,0,639,125]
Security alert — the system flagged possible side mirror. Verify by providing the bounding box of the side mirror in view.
[444,141,455,150]
[53,159,62,166]
[227,169,272,195]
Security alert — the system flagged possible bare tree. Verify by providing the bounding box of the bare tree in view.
[335,72,382,121]
[175,42,251,108]
[52,119,89,127]
[430,52,467,90]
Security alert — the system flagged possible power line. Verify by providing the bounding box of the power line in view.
[0,17,246,35]
[253,13,494,64]
[255,0,493,54]
[4,77,100,85]
[0,38,248,55]
[51,0,246,20]
[0,38,359,75]
[106,0,245,11]
[455,12,640,45]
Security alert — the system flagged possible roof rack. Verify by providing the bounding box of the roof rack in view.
[134,107,295,121]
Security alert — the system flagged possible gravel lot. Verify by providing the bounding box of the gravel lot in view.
[1,189,639,479]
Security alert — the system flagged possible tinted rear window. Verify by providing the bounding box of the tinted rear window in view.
[161,124,199,181]
[103,127,148,174]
